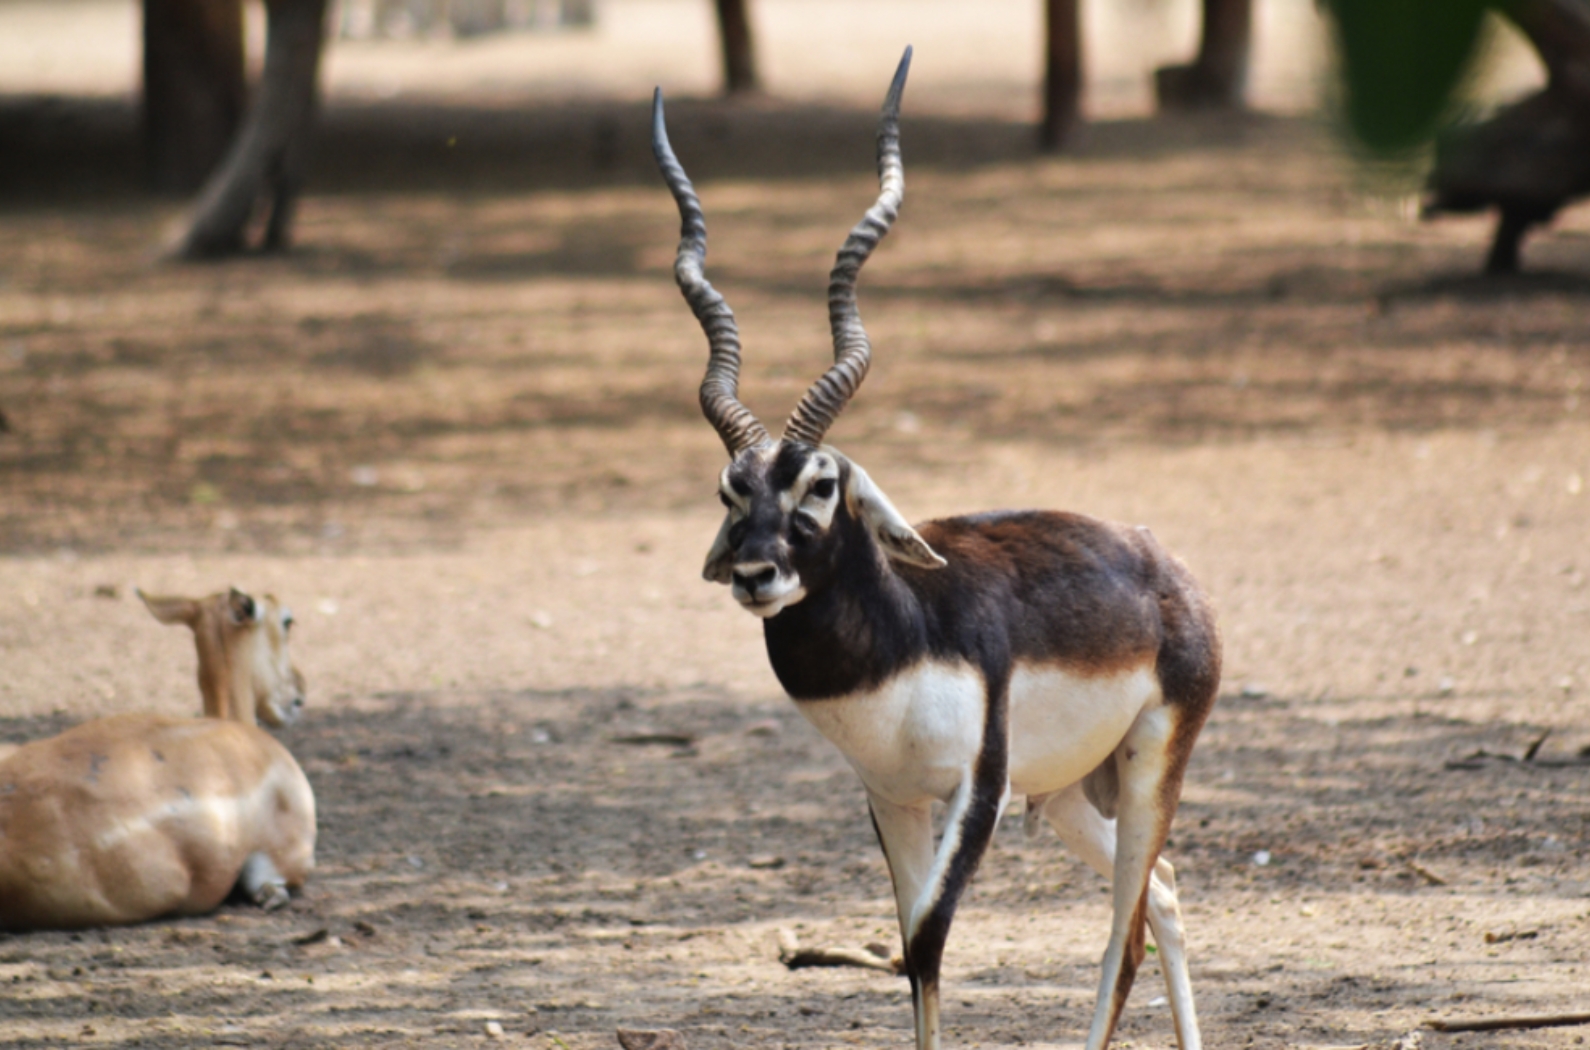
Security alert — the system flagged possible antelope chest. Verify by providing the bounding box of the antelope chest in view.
[790,660,1160,807]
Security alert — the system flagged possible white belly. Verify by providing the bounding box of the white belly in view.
[1007,664,1159,796]
[792,660,1159,807]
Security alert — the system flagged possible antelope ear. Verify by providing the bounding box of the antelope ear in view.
[137,588,200,627]
[844,461,947,570]
[227,587,259,625]
[702,513,735,584]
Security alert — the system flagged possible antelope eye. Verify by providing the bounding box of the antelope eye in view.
[811,478,837,500]
[283,614,294,632]
[719,491,735,510]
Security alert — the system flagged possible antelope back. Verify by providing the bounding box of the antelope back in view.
[0,712,316,931]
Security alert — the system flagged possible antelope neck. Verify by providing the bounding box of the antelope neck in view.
[761,538,928,701]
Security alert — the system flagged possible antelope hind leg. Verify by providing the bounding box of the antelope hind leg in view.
[238,851,291,911]
[1039,784,1201,1050]
[1084,705,1192,1050]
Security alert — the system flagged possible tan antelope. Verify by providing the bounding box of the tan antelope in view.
[0,588,316,932]
[653,49,1221,1050]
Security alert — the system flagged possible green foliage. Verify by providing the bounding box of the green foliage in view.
[1328,0,1492,153]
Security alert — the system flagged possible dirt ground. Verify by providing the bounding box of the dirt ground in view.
[3,6,1590,1049]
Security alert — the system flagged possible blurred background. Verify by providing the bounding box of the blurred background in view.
[0,0,1550,117]
[2,4,1589,1047]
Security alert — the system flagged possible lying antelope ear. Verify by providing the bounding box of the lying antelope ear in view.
[702,513,735,584]
[137,588,200,627]
[227,587,259,625]
[844,461,947,570]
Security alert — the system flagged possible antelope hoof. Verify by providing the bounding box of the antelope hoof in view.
[256,881,291,911]
[240,852,292,911]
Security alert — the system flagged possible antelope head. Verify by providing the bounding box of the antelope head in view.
[138,587,306,727]
[653,48,945,619]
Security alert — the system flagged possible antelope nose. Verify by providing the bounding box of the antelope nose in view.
[732,564,777,594]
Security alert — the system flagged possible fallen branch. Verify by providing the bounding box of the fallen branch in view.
[1425,1011,1590,1033]
[777,928,902,975]
[1444,736,1590,771]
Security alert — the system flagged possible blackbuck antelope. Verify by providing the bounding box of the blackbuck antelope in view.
[0,588,316,932]
[653,49,1221,1050]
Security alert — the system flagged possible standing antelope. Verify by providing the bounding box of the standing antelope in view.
[0,588,316,931]
[653,49,1221,1050]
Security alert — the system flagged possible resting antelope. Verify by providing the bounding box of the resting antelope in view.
[653,49,1221,1050]
[0,588,316,931]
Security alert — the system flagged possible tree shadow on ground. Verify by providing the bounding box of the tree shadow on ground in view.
[1,688,1584,1047]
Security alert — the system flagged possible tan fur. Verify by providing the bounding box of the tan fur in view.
[0,589,315,931]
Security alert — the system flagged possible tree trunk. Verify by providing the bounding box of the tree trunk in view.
[143,0,246,193]
[715,0,759,95]
[173,0,327,259]
[1155,0,1251,110]
[1040,0,1082,151]
[1424,0,1590,272]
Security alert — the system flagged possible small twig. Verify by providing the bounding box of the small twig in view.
[610,732,697,747]
[1425,1011,1590,1033]
[1523,729,1551,762]
[616,1029,688,1050]
[1405,860,1448,887]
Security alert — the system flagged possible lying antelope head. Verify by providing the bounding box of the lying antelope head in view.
[654,47,944,619]
[137,587,305,727]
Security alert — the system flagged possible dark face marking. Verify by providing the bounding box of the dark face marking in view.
[767,441,814,491]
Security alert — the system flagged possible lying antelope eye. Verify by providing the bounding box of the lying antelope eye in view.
[811,478,837,500]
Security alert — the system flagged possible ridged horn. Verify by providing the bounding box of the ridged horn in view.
[652,88,772,457]
[783,46,912,448]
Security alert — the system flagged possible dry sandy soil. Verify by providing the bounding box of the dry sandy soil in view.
[2,5,1590,1049]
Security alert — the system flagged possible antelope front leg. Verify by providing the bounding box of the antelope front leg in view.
[1039,784,1201,1050]
[868,796,939,1049]
[869,771,1007,1050]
